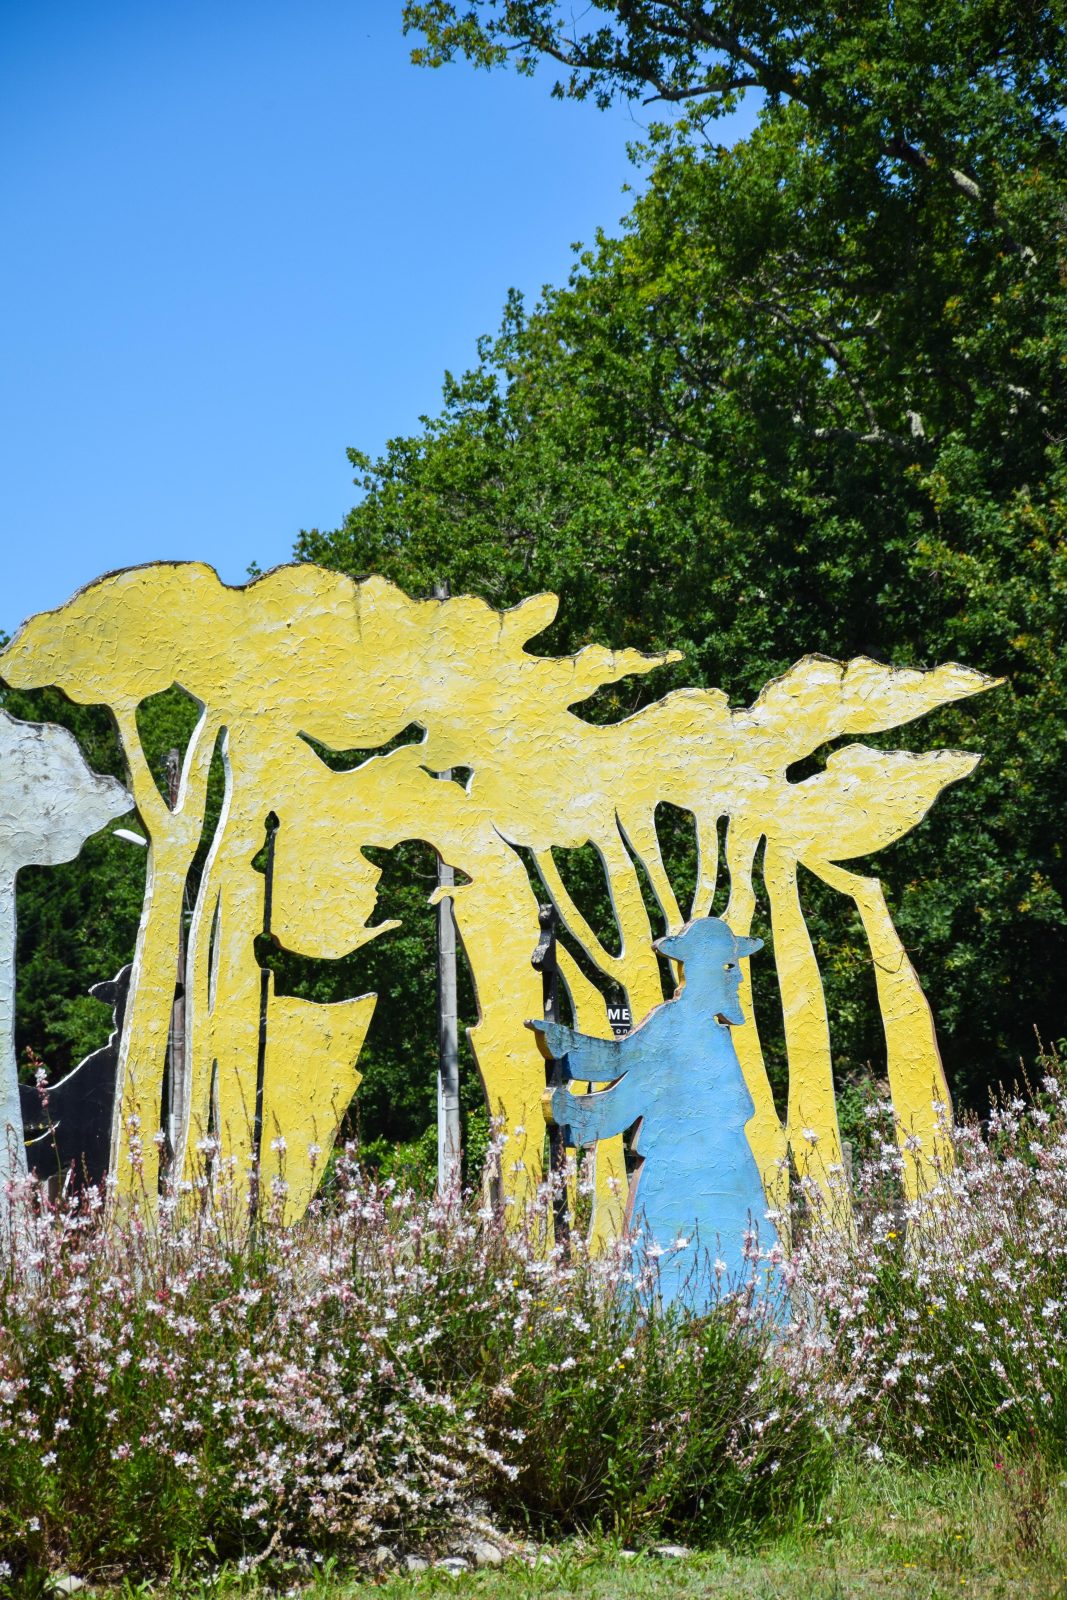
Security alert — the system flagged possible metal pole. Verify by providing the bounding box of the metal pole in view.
[164,749,187,1172]
[0,868,27,1244]
[532,902,570,1255]
[434,581,462,1192]
[436,859,462,1192]
[250,810,279,1220]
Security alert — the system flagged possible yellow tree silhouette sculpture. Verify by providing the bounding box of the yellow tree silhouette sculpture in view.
[0,565,997,1238]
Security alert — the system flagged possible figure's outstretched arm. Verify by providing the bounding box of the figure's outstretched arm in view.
[527,1018,623,1082]
[545,1073,643,1147]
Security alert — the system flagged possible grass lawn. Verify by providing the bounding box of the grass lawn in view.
[315,1461,1067,1600]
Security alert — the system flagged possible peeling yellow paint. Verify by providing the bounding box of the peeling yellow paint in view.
[260,981,375,1221]
[0,564,999,1235]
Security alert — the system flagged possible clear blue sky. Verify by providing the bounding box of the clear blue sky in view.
[0,0,755,638]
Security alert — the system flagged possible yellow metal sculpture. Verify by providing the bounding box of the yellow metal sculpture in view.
[0,564,998,1236]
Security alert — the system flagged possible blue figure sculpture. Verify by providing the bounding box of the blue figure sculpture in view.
[531,917,779,1310]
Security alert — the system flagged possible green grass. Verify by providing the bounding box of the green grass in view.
[247,1461,1067,1600]
[77,1460,1067,1600]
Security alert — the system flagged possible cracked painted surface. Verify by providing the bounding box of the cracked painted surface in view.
[535,917,776,1308]
[0,712,130,1206]
[0,564,999,1237]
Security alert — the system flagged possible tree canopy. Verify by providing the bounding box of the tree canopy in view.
[295,0,1067,1115]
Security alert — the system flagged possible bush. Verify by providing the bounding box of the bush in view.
[8,1058,1067,1587]
[485,1291,828,1546]
[0,1142,824,1581]
[472,1246,826,1547]
[784,1046,1067,1460]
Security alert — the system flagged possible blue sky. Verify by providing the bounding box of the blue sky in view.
[0,0,755,637]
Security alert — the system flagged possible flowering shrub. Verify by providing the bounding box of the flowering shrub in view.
[0,1141,823,1580]
[784,1053,1067,1460]
[10,1059,1063,1586]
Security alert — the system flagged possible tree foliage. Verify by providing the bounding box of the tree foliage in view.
[295,0,1067,1113]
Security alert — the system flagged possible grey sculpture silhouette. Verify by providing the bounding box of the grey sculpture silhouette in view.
[0,711,131,1221]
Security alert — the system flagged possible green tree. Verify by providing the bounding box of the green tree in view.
[296,0,1067,1110]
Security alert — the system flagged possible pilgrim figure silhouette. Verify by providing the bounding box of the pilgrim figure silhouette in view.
[532,917,779,1307]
